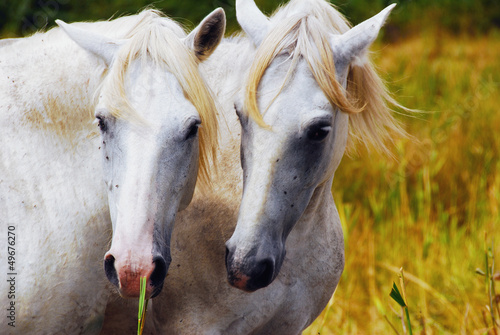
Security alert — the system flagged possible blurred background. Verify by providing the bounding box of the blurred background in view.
[1,0,499,37]
[1,0,499,334]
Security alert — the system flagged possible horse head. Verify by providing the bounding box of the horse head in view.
[226,0,396,292]
[58,8,224,298]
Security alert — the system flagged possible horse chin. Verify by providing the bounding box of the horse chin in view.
[117,288,140,299]
[149,283,164,298]
[116,280,163,299]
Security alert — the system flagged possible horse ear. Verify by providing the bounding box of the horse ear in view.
[330,4,396,70]
[236,0,271,47]
[184,8,226,62]
[56,20,125,67]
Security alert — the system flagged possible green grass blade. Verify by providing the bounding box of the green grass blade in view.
[405,307,413,335]
[138,277,148,335]
[390,282,407,308]
[390,279,413,335]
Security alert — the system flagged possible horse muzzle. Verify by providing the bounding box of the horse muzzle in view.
[104,252,167,299]
[225,245,281,292]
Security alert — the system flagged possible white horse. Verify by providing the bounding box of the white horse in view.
[147,0,407,333]
[0,9,224,334]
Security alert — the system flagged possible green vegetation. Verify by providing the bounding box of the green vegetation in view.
[1,0,499,37]
[389,269,413,335]
[137,277,148,335]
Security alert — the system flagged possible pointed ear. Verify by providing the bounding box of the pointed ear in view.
[184,8,226,62]
[236,0,271,47]
[330,4,396,70]
[56,20,125,67]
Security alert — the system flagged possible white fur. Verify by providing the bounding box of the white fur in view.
[0,9,224,333]
[330,4,396,69]
[0,20,124,334]
[236,0,271,47]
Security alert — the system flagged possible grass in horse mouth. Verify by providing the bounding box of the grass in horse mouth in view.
[137,277,149,335]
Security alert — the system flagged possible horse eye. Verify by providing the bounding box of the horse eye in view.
[306,124,331,142]
[185,120,200,140]
[96,116,107,133]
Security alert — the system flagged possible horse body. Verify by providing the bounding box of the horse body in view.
[0,23,115,334]
[0,9,224,334]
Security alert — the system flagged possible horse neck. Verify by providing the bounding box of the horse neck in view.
[201,36,256,130]
[199,37,256,192]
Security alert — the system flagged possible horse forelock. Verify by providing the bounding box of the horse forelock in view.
[100,9,218,189]
[244,0,408,155]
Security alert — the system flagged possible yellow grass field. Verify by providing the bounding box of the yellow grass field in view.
[305,32,500,334]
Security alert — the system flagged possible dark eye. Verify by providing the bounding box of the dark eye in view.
[185,120,200,140]
[307,124,331,142]
[96,116,107,133]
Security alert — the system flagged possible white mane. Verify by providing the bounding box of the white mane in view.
[244,0,409,154]
[97,10,219,187]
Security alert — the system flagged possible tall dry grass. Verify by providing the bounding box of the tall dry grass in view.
[305,31,500,334]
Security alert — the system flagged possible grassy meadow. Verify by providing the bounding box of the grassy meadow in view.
[305,31,500,334]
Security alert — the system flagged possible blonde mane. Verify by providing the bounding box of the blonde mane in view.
[245,0,407,155]
[100,9,218,188]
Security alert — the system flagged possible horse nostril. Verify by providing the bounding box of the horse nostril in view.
[104,254,119,287]
[253,258,275,290]
[149,255,167,298]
